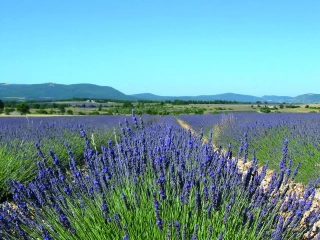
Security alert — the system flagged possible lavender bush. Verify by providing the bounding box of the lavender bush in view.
[1,115,319,239]
[0,115,158,199]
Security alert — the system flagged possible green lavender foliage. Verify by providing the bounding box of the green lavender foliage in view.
[179,113,320,185]
[2,116,317,239]
[0,116,130,199]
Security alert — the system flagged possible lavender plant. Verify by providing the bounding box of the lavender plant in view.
[0,116,158,200]
[0,115,319,239]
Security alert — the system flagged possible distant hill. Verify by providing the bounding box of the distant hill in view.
[131,93,261,102]
[0,83,136,101]
[290,94,320,104]
[132,93,287,103]
[131,93,171,101]
[261,95,293,103]
[195,93,262,102]
[0,83,319,103]
[132,93,320,104]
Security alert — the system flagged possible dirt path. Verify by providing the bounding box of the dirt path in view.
[176,118,198,136]
[175,117,320,238]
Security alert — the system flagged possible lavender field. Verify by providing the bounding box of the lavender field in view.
[178,113,320,184]
[0,113,319,239]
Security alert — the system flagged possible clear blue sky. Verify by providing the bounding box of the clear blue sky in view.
[0,1,319,97]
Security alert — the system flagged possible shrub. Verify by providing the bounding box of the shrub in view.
[0,100,4,110]
[67,109,73,115]
[4,108,15,115]
[259,107,271,113]
[17,103,30,115]
[36,109,48,114]
[89,110,99,115]
[285,105,300,109]
[49,109,57,115]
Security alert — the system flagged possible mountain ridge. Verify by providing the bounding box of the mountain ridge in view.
[0,83,319,103]
[0,83,136,101]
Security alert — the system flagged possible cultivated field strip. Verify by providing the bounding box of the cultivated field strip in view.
[1,115,319,239]
[176,117,320,239]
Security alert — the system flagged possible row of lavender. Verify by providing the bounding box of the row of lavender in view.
[1,115,319,239]
[0,115,159,199]
[178,113,320,184]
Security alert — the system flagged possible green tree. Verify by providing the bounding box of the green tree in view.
[40,104,48,109]
[5,108,11,115]
[173,99,188,105]
[36,109,48,114]
[49,109,56,115]
[260,107,271,113]
[17,103,30,115]
[32,103,41,109]
[123,102,133,108]
[0,99,4,110]
[0,100,4,114]
[59,105,66,114]
[67,109,73,115]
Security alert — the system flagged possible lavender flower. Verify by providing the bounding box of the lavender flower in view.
[175,221,181,239]
[217,231,224,240]
[191,224,199,240]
